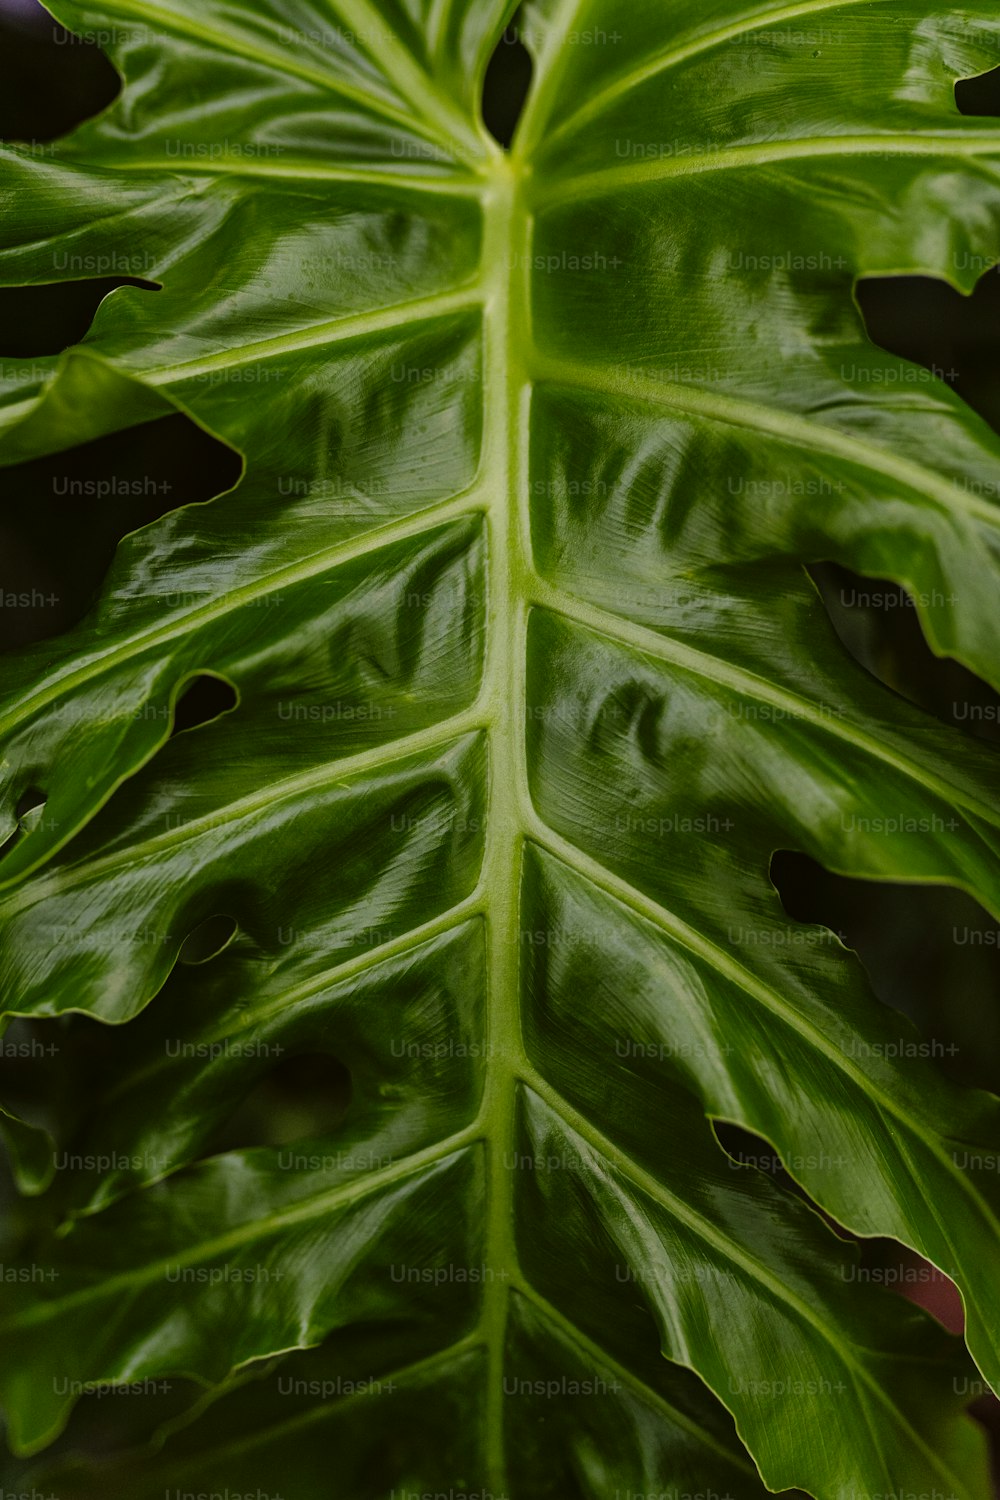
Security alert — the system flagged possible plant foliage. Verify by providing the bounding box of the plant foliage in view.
[2,0,1000,1494]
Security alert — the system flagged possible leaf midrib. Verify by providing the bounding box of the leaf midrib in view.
[5,331,998,754]
[5,565,994,909]
[0,1062,970,1493]
[0,1057,929,1421]
[477,155,532,1495]
[135,1289,758,1479]
[68,1296,755,1483]
[56,804,1000,1291]
[5,25,999,1482]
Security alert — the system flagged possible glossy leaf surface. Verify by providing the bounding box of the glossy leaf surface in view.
[1,0,1000,1495]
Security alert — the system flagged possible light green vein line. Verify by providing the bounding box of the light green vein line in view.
[15,1279,749,1480]
[0,1140,480,1330]
[76,0,469,162]
[0,290,484,450]
[532,352,1000,528]
[0,715,486,913]
[533,132,1000,202]
[527,828,1000,1265]
[521,1076,970,1495]
[0,490,487,743]
[531,576,1000,831]
[0,177,194,264]
[87,157,482,194]
[135,1335,488,1474]
[323,0,490,159]
[99,905,486,1107]
[511,0,588,160]
[511,1282,759,1475]
[542,0,964,151]
[143,287,482,385]
[479,156,533,1500]
[427,0,457,64]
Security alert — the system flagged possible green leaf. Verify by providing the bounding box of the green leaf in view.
[2,0,1000,1493]
[0,1102,54,1196]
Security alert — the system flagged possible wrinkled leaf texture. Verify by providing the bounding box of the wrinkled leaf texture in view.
[1,0,1000,1495]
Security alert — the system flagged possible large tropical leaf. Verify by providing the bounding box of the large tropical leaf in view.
[2,0,1000,1494]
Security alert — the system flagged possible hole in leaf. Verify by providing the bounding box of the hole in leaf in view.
[0,412,242,649]
[957,67,1000,117]
[170,675,238,737]
[712,1121,794,1180]
[207,1053,353,1153]
[14,787,45,820]
[810,563,1000,742]
[178,914,239,966]
[830,1233,970,1337]
[711,1120,849,1229]
[0,0,120,143]
[0,278,159,360]
[892,1245,965,1333]
[482,13,533,148]
[710,1127,979,1350]
[856,268,1000,431]
[771,852,1000,1093]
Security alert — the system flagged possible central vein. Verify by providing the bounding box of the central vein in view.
[479,153,533,1491]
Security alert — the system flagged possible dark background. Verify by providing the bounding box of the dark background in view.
[1,0,1000,1479]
